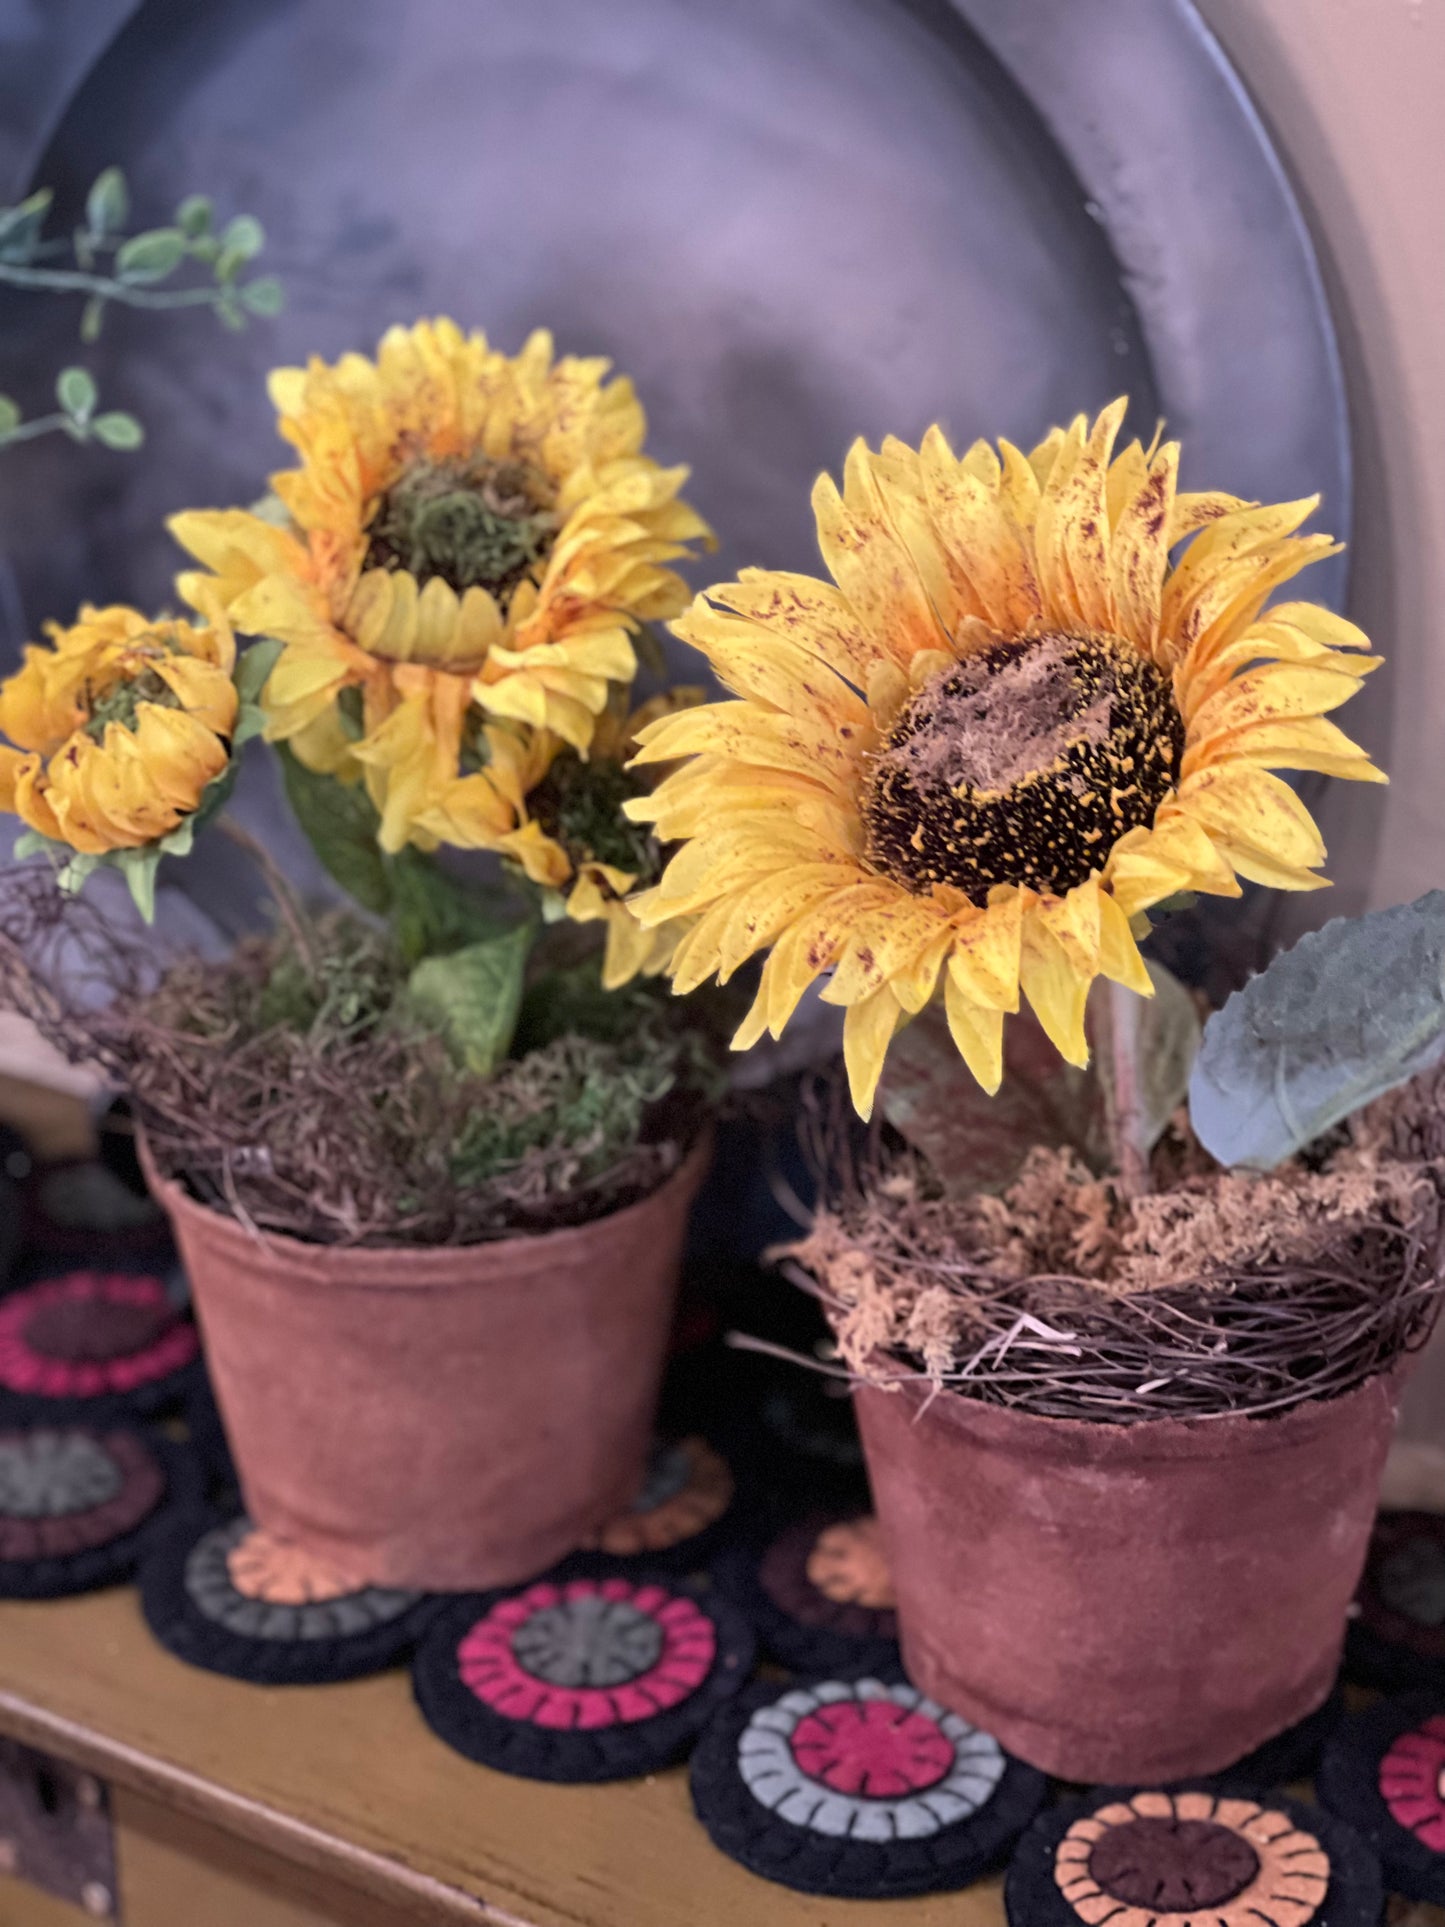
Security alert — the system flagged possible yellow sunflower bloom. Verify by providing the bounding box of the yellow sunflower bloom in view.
[0,602,238,856]
[415,694,701,989]
[627,400,1383,1116]
[168,318,713,853]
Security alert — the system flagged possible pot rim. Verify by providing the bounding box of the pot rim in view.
[855,1347,1407,1459]
[138,1121,712,1271]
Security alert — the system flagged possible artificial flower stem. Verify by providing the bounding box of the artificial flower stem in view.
[1101,977,1150,1199]
[219,817,318,977]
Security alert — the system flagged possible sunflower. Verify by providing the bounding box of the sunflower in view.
[168,319,712,853]
[414,694,699,988]
[0,602,238,856]
[627,400,1383,1116]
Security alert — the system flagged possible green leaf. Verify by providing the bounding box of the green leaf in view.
[91,411,143,451]
[235,638,283,708]
[239,275,284,317]
[80,295,106,344]
[0,189,52,263]
[277,743,391,915]
[219,213,264,260]
[1190,891,1445,1171]
[880,958,1199,1195]
[175,193,213,237]
[387,849,523,965]
[406,925,533,1075]
[0,395,20,438]
[56,366,97,421]
[116,227,187,284]
[86,166,129,237]
[880,1001,1108,1196]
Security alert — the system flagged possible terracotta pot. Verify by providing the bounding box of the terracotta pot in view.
[141,1134,709,1590]
[855,1364,1405,1782]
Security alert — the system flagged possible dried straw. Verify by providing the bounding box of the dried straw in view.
[787,1071,1445,1424]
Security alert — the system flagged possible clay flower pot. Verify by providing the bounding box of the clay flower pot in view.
[855,1363,1405,1783]
[140,1135,709,1590]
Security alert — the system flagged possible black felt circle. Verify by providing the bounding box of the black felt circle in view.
[1316,1692,1445,1905]
[712,1514,900,1679]
[0,1427,198,1599]
[138,1511,443,1685]
[1347,1511,1445,1694]
[0,1269,204,1426]
[1005,1788,1383,1927]
[689,1673,1047,1899]
[1089,1690,1346,1799]
[412,1560,756,1783]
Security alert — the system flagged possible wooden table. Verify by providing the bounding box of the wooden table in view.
[0,1586,1007,1927]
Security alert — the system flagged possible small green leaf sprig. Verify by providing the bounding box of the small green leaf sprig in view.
[0,167,283,455]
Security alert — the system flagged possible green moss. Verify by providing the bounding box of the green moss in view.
[529,752,658,880]
[366,457,557,600]
[84,663,179,740]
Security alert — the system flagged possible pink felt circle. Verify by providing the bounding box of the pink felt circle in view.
[1381,1715,1445,1850]
[457,1577,717,1730]
[0,1273,198,1398]
[789,1697,955,1798]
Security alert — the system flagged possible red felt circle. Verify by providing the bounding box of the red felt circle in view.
[788,1698,955,1798]
[0,1274,196,1398]
[1381,1714,1445,1850]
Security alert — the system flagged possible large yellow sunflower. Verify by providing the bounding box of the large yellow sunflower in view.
[627,400,1383,1116]
[168,318,713,853]
[0,602,237,855]
[416,694,699,989]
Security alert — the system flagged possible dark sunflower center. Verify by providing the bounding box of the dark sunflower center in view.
[365,457,558,600]
[861,630,1182,906]
[529,753,660,888]
[84,661,180,741]
[1088,1816,1260,1910]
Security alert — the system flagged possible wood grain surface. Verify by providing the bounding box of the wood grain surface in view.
[0,1588,1007,1926]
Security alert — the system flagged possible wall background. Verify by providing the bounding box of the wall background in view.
[1198,0,1445,923]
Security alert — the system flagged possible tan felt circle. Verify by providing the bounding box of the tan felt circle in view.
[226,1527,375,1604]
[589,1438,734,1557]
[1053,1790,1330,1927]
[806,1517,896,1610]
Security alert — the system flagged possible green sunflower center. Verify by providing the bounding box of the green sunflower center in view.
[366,457,558,601]
[84,659,181,741]
[530,753,660,888]
[861,630,1183,907]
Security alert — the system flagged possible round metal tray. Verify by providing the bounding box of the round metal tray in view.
[0,0,1348,938]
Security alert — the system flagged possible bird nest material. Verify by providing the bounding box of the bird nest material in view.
[787,1072,1445,1424]
[0,870,708,1248]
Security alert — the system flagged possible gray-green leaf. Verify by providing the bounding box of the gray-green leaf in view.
[56,367,96,421]
[116,227,186,284]
[86,167,129,237]
[0,190,52,263]
[175,194,213,237]
[91,411,143,451]
[0,395,20,438]
[1189,890,1445,1170]
[406,924,533,1075]
[239,275,284,317]
[234,638,283,708]
[219,213,264,260]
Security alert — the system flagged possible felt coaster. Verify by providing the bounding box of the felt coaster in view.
[1205,1690,1344,1794]
[412,1563,756,1782]
[0,1271,202,1422]
[713,1512,900,1677]
[690,1673,1046,1899]
[1089,1691,1346,1799]
[1005,1787,1383,1927]
[0,1423,193,1598]
[1316,1692,1445,1904]
[1346,1509,1445,1692]
[139,1512,439,1685]
[579,1435,737,1572]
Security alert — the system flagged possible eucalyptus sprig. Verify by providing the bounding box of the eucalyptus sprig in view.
[0,166,283,455]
